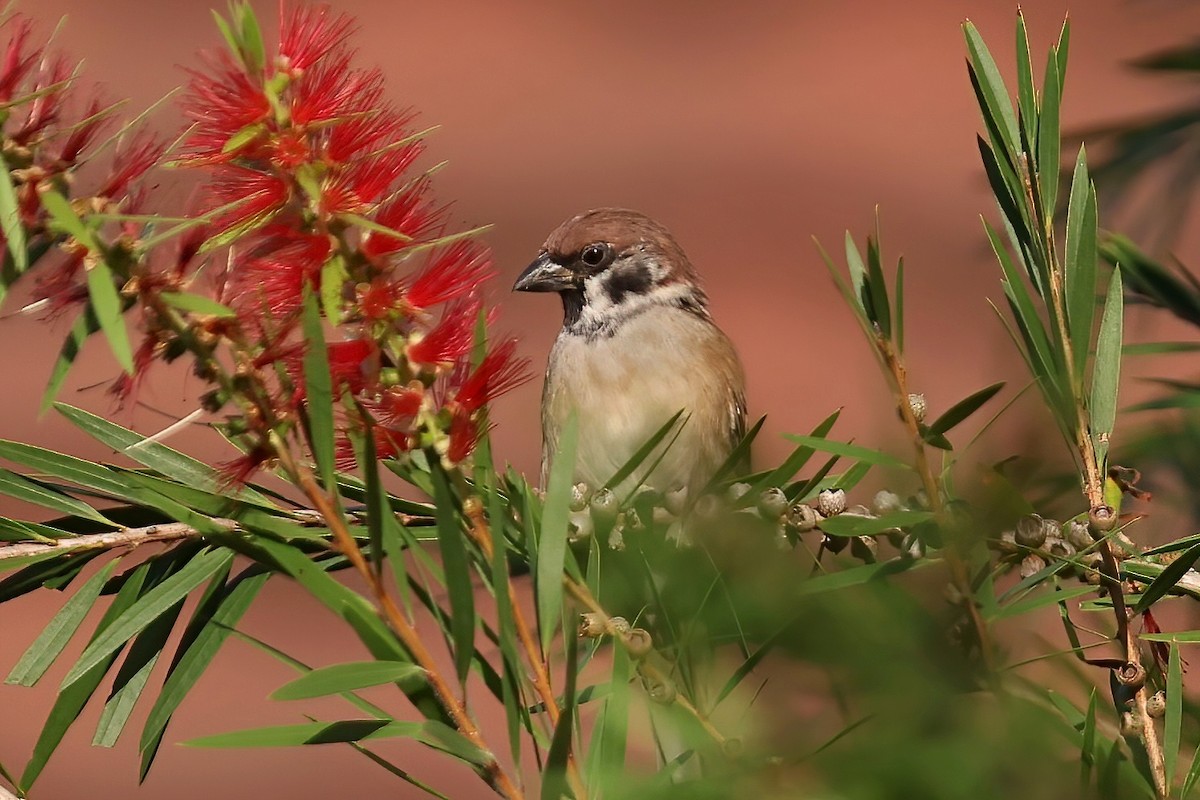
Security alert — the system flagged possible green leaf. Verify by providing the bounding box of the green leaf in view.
[40,190,98,249]
[41,306,101,413]
[1090,267,1123,468]
[0,440,133,499]
[300,290,338,492]
[1167,643,1183,787]
[864,226,891,338]
[0,151,26,301]
[427,463,475,685]
[1132,539,1200,614]
[781,434,907,469]
[964,20,1021,161]
[61,549,234,688]
[21,562,149,789]
[53,403,272,506]
[186,719,490,764]
[139,571,269,778]
[158,291,236,318]
[818,510,933,537]
[747,409,840,499]
[6,560,117,686]
[272,661,426,701]
[1183,738,1200,797]
[538,414,578,655]
[0,467,114,527]
[541,614,578,800]
[894,257,906,354]
[990,584,1095,621]
[1015,11,1037,157]
[1064,149,1098,379]
[235,0,265,73]
[926,381,1006,436]
[1038,52,1062,214]
[797,558,928,597]
[320,254,349,325]
[84,258,134,374]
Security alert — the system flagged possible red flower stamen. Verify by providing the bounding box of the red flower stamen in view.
[407,242,495,310]
[278,2,354,75]
[0,18,40,104]
[452,338,530,413]
[361,177,445,259]
[406,298,481,367]
[95,132,165,201]
[207,166,288,232]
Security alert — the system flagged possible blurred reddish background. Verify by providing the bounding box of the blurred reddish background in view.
[3,1,1200,798]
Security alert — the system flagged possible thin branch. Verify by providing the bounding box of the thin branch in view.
[0,520,218,560]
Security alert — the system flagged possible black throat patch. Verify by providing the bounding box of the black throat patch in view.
[602,263,654,306]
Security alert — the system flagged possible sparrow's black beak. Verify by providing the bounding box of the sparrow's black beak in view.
[514,252,575,293]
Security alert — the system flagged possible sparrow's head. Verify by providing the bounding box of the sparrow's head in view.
[513,208,709,337]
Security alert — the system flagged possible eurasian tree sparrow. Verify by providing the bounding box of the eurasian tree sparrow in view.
[514,208,746,497]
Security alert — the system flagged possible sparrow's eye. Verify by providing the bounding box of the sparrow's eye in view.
[579,243,611,269]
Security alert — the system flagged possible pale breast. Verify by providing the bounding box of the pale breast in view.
[542,306,745,496]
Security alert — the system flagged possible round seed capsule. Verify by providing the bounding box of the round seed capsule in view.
[757,487,789,520]
[817,488,847,518]
[1015,514,1047,548]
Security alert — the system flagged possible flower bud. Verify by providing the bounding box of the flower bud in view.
[568,510,593,543]
[1147,691,1167,719]
[579,613,606,638]
[757,487,789,520]
[850,535,878,563]
[1015,514,1047,548]
[786,503,819,532]
[644,677,677,705]
[1089,505,1117,533]
[1020,553,1046,578]
[872,490,903,516]
[817,488,846,518]
[907,393,927,423]
[589,488,619,522]
[625,628,653,659]
[569,482,591,512]
[1065,519,1092,550]
[1116,661,1146,690]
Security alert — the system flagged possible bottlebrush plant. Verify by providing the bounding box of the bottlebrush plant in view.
[2,5,1200,800]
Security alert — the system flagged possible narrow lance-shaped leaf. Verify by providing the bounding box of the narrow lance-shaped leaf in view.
[1167,643,1183,787]
[61,549,235,688]
[926,381,1006,437]
[1064,148,1098,381]
[272,662,426,701]
[1038,53,1062,215]
[1132,538,1200,615]
[429,463,475,685]
[864,229,891,339]
[6,560,118,687]
[0,151,27,303]
[300,290,337,493]
[538,414,578,655]
[1015,11,1038,154]
[1090,267,1123,469]
[964,21,1021,161]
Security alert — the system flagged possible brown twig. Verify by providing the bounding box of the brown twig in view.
[461,495,589,800]
[0,520,222,560]
[880,339,997,673]
[275,444,525,800]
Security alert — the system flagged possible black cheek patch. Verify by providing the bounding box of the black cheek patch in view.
[603,263,654,305]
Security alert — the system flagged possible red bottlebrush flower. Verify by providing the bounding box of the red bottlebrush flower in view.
[406,298,481,367]
[365,384,425,427]
[207,165,288,232]
[33,245,88,314]
[327,104,409,163]
[269,129,311,169]
[359,278,400,320]
[57,97,111,167]
[278,2,354,75]
[361,177,445,259]
[335,424,412,470]
[1142,610,1171,675]
[0,18,40,104]
[12,54,70,145]
[108,333,159,406]
[407,242,495,310]
[229,225,329,321]
[95,132,165,201]
[325,338,379,394]
[180,54,270,164]
[218,442,274,487]
[452,338,530,413]
[446,406,485,464]
[289,51,362,127]
[322,141,421,215]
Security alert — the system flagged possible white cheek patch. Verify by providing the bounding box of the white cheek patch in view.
[572,272,701,338]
